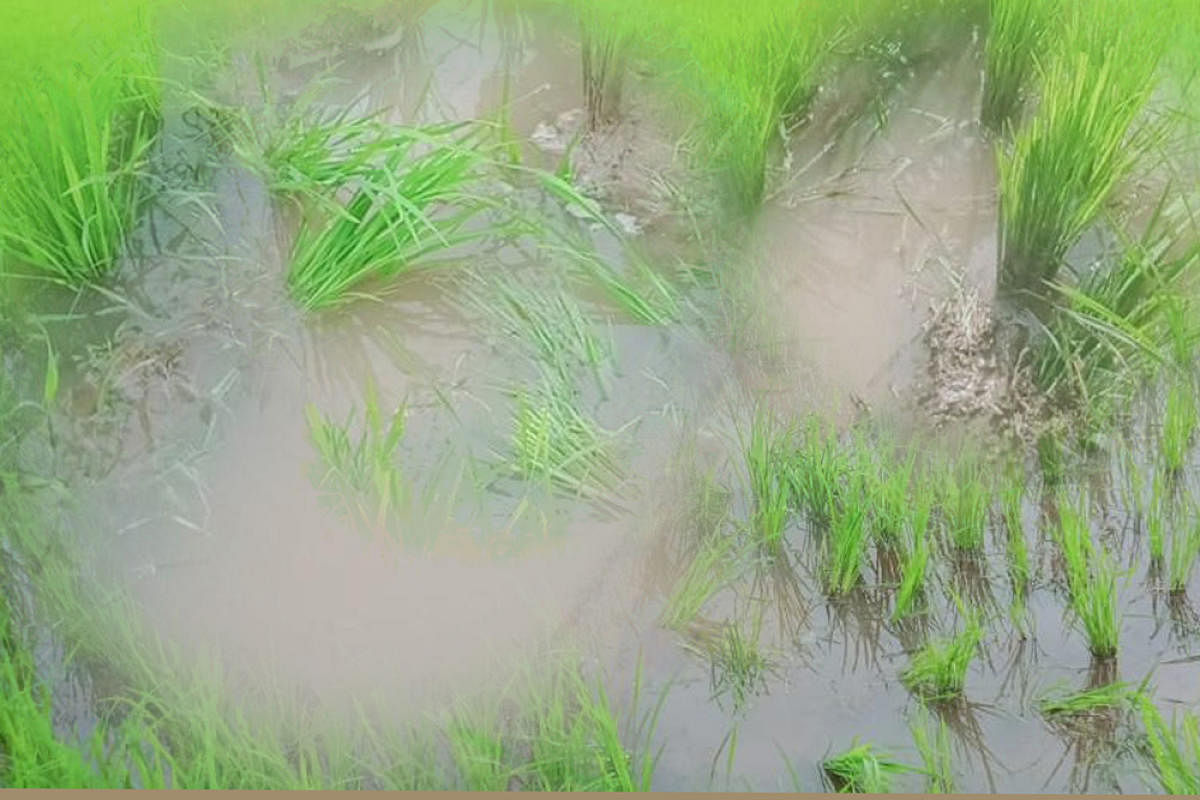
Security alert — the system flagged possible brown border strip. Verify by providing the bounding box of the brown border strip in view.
[0,794,1171,798]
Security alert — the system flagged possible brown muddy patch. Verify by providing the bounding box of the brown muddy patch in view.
[744,41,998,416]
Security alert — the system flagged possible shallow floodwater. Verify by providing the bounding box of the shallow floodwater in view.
[34,1,1200,792]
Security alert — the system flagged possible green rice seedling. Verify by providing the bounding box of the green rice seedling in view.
[746,409,792,551]
[1166,512,1200,595]
[661,534,740,631]
[509,373,624,500]
[1140,697,1200,795]
[1162,380,1197,474]
[892,492,934,622]
[821,740,916,793]
[0,19,161,287]
[1054,495,1122,659]
[901,608,983,702]
[909,706,956,793]
[939,456,991,555]
[305,382,409,540]
[996,3,1165,294]
[824,501,871,596]
[981,0,1054,135]
[706,617,770,714]
[448,712,512,791]
[1038,681,1142,717]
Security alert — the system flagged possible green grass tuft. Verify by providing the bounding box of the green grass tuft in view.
[981,0,1054,135]
[1053,495,1122,659]
[1140,698,1200,795]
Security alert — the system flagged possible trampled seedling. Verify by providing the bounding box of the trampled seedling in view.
[1038,681,1142,717]
[821,740,918,793]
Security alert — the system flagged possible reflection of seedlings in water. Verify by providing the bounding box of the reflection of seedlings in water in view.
[819,740,918,794]
[305,382,410,542]
[909,705,956,793]
[685,612,773,715]
[926,698,1005,793]
[749,549,810,645]
[901,606,983,704]
[1139,696,1200,795]
[823,588,889,675]
[508,372,625,502]
[948,554,999,617]
[1053,493,1122,660]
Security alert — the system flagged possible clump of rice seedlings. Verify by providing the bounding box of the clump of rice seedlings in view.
[821,740,916,793]
[824,502,871,596]
[1162,380,1197,474]
[509,373,623,500]
[305,382,409,540]
[981,0,1054,134]
[892,493,934,622]
[939,456,991,555]
[997,3,1165,294]
[0,40,161,286]
[746,409,792,551]
[706,617,770,714]
[1166,513,1200,596]
[909,707,956,793]
[1054,495,1122,659]
[1038,681,1142,718]
[901,608,983,703]
[661,534,740,631]
[1140,697,1200,795]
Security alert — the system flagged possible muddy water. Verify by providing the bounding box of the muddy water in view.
[37,1,1200,793]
